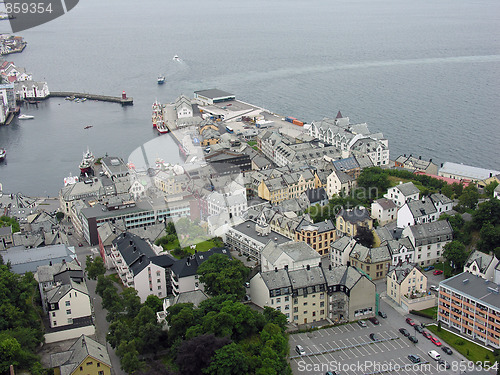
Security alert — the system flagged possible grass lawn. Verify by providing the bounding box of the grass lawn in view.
[162,239,180,251]
[427,325,494,363]
[247,141,257,146]
[417,306,437,320]
[387,176,426,192]
[167,238,224,259]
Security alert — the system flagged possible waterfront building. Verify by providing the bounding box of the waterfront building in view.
[438,162,500,182]
[402,221,453,266]
[438,272,500,349]
[174,94,193,119]
[1,244,77,274]
[14,80,49,100]
[394,155,438,175]
[194,89,235,105]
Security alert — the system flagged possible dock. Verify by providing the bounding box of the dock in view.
[49,92,133,106]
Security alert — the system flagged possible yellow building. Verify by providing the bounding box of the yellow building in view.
[257,171,316,203]
[51,335,112,375]
[349,242,392,280]
[386,263,427,306]
[294,218,336,256]
[336,207,373,237]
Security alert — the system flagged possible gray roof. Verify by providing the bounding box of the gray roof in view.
[350,243,391,263]
[2,244,76,274]
[430,193,453,206]
[440,272,500,310]
[439,162,500,181]
[51,335,111,375]
[387,263,418,284]
[465,250,496,273]
[337,207,371,224]
[303,188,328,204]
[36,260,82,284]
[330,236,352,252]
[261,240,320,265]
[396,182,420,197]
[168,290,208,307]
[321,264,367,289]
[296,217,335,233]
[194,89,235,99]
[288,267,326,289]
[384,237,414,255]
[332,157,359,172]
[260,268,291,290]
[113,232,157,276]
[375,227,395,243]
[334,170,355,183]
[46,279,88,304]
[230,220,289,246]
[373,198,397,210]
[0,225,12,236]
[170,247,231,278]
[408,220,453,241]
[407,199,437,218]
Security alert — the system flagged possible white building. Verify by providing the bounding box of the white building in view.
[206,191,247,218]
[383,237,415,266]
[14,80,50,99]
[397,198,438,228]
[429,193,454,216]
[464,250,499,282]
[438,162,500,182]
[109,232,175,302]
[371,198,397,226]
[384,182,420,208]
[349,136,390,167]
[330,236,356,267]
[260,240,321,272]
[402,221,453,266]
[174,94,193,119]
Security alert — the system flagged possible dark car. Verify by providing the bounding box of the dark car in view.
[408,335,418,343]
[408,354,421,363]
[378,311,387,318]
[438,359,450,369]
[369,333,379,341]
[422,331,432,339]
[424,266,435,271]
[415,325,424,334]
[442,346,453,355]
[368,317,379,325]
[406,318,416,326]
[78,243,83,247]
[325,372,337,375]
[399,328,410,337]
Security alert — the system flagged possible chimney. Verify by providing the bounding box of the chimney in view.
[133,246,137,252]
[419,156,422,160]
[319,262,322,268]
[306,265,310,271]
[129,240,133,245]
[187,258,190,266]
[346,261,351,267]
[429,158,432,162]
[329,264,332,271]
[274,267,278,272]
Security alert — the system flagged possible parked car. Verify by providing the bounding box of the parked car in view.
[438,359,450,369]
[430,336,442,346]
[422,331,432,339]
[378,311,387,318]
[424,266,435,271]
[408,336,418,343]
[399,328,410,337]
[295,345,306,356]
[406,318,415,326]
[442,346,453,355]
[369,333,379,341]
[430,285,439,291]
[368,317,380,325]
[358,320,367,327]
[433,269,443,275]
[78,243,83,247]
[415,325,424,334]
[428,350,441,360]
[325,372,338,375]
[408,354,421,363]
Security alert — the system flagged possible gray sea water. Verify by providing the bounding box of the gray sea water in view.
[0,0,499,196]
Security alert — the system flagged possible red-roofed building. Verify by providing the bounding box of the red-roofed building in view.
[414,171,471,187]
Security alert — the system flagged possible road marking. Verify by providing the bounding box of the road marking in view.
[317,330,324,338]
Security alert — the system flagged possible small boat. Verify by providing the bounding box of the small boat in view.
[157,76,165,84]
[18,114,34,120]
[84,125,93,129]
[81,98,87,102]
[173,55,180,61]
[0,148,5,161]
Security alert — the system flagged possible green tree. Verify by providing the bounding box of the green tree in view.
[167,304,196,341]
[197,254,250,299]
[144,294,163,313]
[55,211,65,222]
[176,334,231,375]
[203,343,250,375]
[118,340,143,374]
[458,185,479,210]
[0,216,20,233]
[477,223,500,254]
[485,181,499,198]
[86,255,106,280]
[263,307,288,331]
[121,287,142,318]
[0,335,22,372]
[443,241,468,271]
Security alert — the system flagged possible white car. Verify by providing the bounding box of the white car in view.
[428,350,441,360]
[295,345,306,356]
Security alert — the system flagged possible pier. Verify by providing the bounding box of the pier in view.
[49,91,133,106]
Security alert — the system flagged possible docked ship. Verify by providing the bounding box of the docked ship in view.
[64,173,79,186]
[79,148,95,176]
[152,100,163,128]
[156,118,169,134]
[0,148,5,161]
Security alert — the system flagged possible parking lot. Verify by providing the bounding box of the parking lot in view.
[289,317,468,375]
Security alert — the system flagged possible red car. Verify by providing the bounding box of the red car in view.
[431,336,442,346]
[433,270,443,275]
[422,331,432,339]
[406,318,416,326]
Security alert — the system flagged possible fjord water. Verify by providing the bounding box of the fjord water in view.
[0,0,499,196]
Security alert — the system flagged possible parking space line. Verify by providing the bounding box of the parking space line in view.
[324,329,331,336]
[352,337,371,356]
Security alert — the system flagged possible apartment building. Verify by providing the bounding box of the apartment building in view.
[438,272,500,349]
[402,221,453,266]
[294,217,336,256]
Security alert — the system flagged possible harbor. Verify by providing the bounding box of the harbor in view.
[49,91,133,106]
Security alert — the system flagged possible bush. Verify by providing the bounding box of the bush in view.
[455,339,465,346]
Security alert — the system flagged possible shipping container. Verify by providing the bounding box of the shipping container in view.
[293,120,304,126]
[285,117,296,123]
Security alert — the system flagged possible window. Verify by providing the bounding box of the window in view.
[52,312,55,317]
[86,361,93,366]
[276,298,281,303]
[67,318,73,324]
[66,309,71,315]
[294,307,298,313]
[65,301,70,306]
[158,286,161,290]
[53,321,57,326]
[97,363,101,368]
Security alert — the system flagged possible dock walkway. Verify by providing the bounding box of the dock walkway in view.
[49,92,133,106]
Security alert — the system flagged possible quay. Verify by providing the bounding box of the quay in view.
[49,91,133,106]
